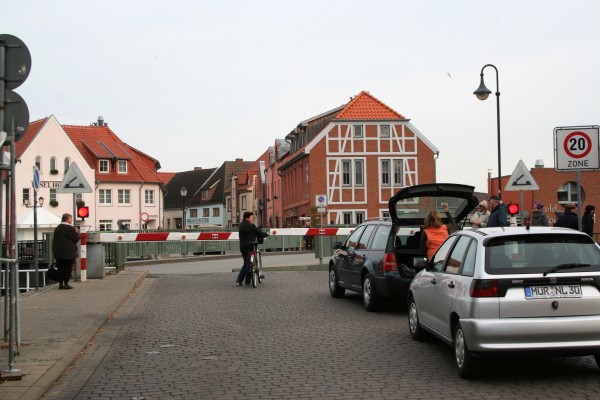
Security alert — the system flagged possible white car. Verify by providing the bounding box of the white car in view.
[407,226,600,378]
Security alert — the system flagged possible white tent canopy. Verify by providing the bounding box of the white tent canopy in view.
[17,208,62,228]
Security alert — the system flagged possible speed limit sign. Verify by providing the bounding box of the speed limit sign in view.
[554,126,599,171]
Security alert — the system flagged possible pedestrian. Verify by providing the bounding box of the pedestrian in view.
[530,201,549,226]
[469,200,490,230]
[420,204,457,260]
[554,203,579,230]
[52,213,80,290]
[236,211,269,286]
[486,195,508,227]
[582,205,595,238]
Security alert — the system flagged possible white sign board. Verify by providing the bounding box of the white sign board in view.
[58,162,93,193]
[554,126,600,171]
[504,160,539,191]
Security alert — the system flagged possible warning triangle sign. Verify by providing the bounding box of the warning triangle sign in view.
[504,160,539,191]
[58,162,93,193]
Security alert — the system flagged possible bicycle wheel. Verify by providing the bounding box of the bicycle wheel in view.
[257,252,263,284]
[251,255,258,288]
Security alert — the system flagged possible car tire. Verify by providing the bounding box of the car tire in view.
[362,275,380,312]
[329,267,345,298]
[408,296,428,341]
[454,322,477,379]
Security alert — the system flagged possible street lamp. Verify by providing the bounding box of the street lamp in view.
[23,195,44,289]
[474,64,502,200]
[180,186,188,230]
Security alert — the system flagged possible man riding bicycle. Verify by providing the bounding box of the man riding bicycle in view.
[236,211,269,286]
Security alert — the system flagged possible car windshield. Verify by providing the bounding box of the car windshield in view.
[394,195,472,222]
[485,234,600,275]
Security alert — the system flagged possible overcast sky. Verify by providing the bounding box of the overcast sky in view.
[3,0,599,193]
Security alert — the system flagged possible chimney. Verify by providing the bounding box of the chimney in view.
[235,158,243,163]
[194,167,202,171]
[534,159,544,168]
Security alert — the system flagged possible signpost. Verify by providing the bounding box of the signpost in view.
[505,160,539,225]
[554,126,600,230]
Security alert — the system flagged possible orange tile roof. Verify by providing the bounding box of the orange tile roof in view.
[15,117,49,158]
[335,91,406,120]
[157,172,176,185]
[62,125,162,184]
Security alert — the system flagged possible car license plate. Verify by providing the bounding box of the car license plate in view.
[525,284,582,299]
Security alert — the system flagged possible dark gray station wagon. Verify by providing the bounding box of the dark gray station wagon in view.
[328,183,479,311]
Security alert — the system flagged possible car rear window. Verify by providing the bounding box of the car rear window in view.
[485,234,600,275]
[394,195,471,222]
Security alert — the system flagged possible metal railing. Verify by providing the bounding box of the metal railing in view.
[0,267,50,292]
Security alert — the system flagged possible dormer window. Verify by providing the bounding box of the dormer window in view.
[201,189,209,199]
[99,159,109,173]
[118,160,127,174]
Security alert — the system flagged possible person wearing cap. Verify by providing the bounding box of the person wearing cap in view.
[582,205,595,238]
[469,200,490,230]
[531,201,549,226]
[554,203,579,230]
[486,195,508,227]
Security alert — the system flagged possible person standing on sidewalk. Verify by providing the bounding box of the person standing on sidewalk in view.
[236,211,269,286]
[582,205,595,238]
[52,213,80,290]
[555,203,579,230]
[487,195,508,227]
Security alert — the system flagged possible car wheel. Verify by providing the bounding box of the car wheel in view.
[362,275,380,312]
[329,268,345,298]
[408,296,428,341]
[454,322,477,379]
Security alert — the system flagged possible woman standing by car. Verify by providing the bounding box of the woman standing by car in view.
[420,204,457,260]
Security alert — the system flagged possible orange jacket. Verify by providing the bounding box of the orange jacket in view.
[425,225,448,260]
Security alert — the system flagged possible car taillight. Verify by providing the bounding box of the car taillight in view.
[470,279,499,297]
[383,253,399,272]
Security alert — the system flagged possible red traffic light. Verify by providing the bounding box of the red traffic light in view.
[77,206,89,219]
[507,203,519,215]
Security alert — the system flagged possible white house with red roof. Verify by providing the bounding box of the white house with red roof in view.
[14,115,164,237]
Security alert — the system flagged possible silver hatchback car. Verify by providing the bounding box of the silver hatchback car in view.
[407,226,600,378]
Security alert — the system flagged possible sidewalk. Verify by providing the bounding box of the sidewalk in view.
[0,270,147,400]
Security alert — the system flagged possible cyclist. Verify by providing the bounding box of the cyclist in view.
[236,211,269,286]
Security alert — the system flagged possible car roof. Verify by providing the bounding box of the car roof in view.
[456,226,591,240]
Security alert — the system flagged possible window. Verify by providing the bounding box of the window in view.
[213,208,220,217]
[381,211,390,219]
[557,181,585,205]
[50,157,57,172]
[201,189,209,199]
[145,190,154,205]
[50,188,57,203]
[35,156,42,171]
[118,189,131,205]
[342,160,351,186]
[117,160,127,173]
[356,211,366,225]
[432,236,458,272]
[99,159,109,173]
[371,225,391,250]
[99,220,112,231]
[22,188,30,205]
[380,125,390,138]
[445,236,472,274]
[381,160,391,186]
[189,209,198,218]
[241,195,247,210]
[354,160,364,186]
[461,240,477,277]
[119,219,131,230]
[203,208,210,217]
[393,160,403,185]
[64,157,70,172]
[343,212,352,225]
[99,189,112,204]
[345,225,366,251]
[353,125,363,138]
[356,225,376,250]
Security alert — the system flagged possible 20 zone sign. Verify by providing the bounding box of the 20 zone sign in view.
[554,126,599,171]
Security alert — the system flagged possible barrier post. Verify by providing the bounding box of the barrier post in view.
[79,233,87,282]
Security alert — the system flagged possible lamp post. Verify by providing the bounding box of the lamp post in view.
[474,64,502,200]
[23,195,44,289]
[180,186,188,230]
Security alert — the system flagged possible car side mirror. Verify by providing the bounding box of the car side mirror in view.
[333,241,343,250]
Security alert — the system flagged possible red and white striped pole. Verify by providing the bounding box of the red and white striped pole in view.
[80,232,87,282]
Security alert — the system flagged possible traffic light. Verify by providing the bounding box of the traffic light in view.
[77,206,89,220]
[507,202,519,216]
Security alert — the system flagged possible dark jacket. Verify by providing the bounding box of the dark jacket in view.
[52,222,80,259]
[554,210,579,230]
[487,203,508,227]
[531,210,549,226]
[582,213,594,237]
[239,219,269,253]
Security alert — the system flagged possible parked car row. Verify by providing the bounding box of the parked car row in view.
[328,183,600,378]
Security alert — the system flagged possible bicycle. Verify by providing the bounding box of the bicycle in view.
[248,240,264,288]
